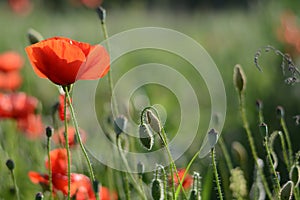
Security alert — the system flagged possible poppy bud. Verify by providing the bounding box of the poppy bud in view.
[35,192,44,200]
[46,126,53,138]
[280,181,294,200]
[93,180,100,194]
[27,28,44,45]
[139,124,154,150]
[255,99,263,111]
[289,165,300,187]
[146,109,162,134]
[6,159,15,171]
[114,115,127,136]
[96,6,106,22]
[151,179,163,200]
[137,161,145,178]
[189,189,198,200]
[259,123,268,137]
[276,106,285,118]
[233,64,246,94]
[208,128,219,148]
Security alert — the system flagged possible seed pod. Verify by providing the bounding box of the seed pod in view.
[233,64,246,94]
[146,109,162,134]
[6,159,15,171]
[280,181,294,200]
[151,179,163,200]
[46,126,53,138]
[114,115,127,136]
[139,124,154,150]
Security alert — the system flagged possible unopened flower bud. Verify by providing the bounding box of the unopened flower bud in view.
[96,6,106,22]
[276,106,285,118]
[280,181,294,200]
[28,28,44,45]
[139,124,154,150]
[114,115,127,136]
[189,189,198,200]
[6,159,15,171]
[146,109,161,134]
[151,179,163,200]
[256,99,263,111]
[233,64,246,94]
[93,180,100,194]
[137,161,145,178]
[35,192,44,200]
[208,128,219,148]
[46,126,53,138]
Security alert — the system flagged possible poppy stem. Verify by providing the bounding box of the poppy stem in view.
[46,134,53,200]
[211,147,224,200]
[63,92,71,200]
[63,86,98,199]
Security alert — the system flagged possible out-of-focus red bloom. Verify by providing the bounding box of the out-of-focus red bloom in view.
[17,114,44,139]
[45,148,69,174]
[53,126,87,147]
[80,0,103,8]
[171,169,193,190]
[58,94,71,121]
[0,51,24,72]
[0,92,39,119]
[0,71,22,91]
[25,37,110,86]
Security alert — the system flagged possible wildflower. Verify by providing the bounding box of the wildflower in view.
[8,0,32,15]
[58,94,71,121]
[0,71,22,91]
[0,51,24,72]
[80,0,103,9]
[53,126,87,147]
[45,148,69,174]
[17,114,44,139]
[171,169,193,190]
[25,37,110,86]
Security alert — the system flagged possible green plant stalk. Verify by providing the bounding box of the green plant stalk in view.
[280,117,293,168]
[238,94,272,199]
[64,93,71,200]
[278,131,290,171]
[10,169,20,200]
[264,137,280,198]
[47,136,53,200]
[218,136,233,171]
[64,87,99,200]
[258,108,264,124]
[116,136,147,200]
[211,147,223,200]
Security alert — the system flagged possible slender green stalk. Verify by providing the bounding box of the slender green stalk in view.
[218,136,233,171]
[211,147,223,200]
[238,94,272,199]
[10,169,20,200]
[278,131,290,170]
[64,87,99,200]
[116,136,147,200]
[280,117,293,168]
[63,93,71,200]
[264,137,280,198]
[46,136,53,200]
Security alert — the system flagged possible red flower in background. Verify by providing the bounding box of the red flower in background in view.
[0,71,22,91]
[53,126,87,147]
[58,94,71,121]
[25,37,110,86]
[8,0,32,15]
[80,0,103,8]
[17,114,44,139]
[171,169,193,190]
[28,148,118,200]
[0,51,24,72]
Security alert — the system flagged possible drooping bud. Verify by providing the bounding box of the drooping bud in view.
[137,161,145,178]
[46,126,53,138]
[259,123,268,137]
[35,192,44,200]
[6,159,15,171]
[289,164,300,187]
[233,64,246,94]
[27,28,44,45]
[255,99,263,111]
[208,128,219,148]
[276,106,285,118]
[96,6,106,22]
[151,179,163,200]
[113,115,127,136]
[93,180,100,195]
[146,109,162,134]
[280,181,294,200]
[139,124,154,150]
[189,189,199,200]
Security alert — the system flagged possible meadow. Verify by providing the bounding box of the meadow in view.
[0,1,299,199]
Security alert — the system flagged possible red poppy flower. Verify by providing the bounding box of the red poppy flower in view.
[80,0,103,8]
[171,168,193,190]
[45,148,69,175]
[0,92,39,119]
[0,51,24,72]
[58,94,71,121]
[8,0,32,15]
[17,114,44,139]
[0,71,22,91]
[53,126,87,147]
[25,37,110,86]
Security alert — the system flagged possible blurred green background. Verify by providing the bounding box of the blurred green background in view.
[0,0,299,199]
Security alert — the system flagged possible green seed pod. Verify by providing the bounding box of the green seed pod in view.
[46,126,53,138]
[280,181,294,200]
[114,115,128,136]
[233,64,246,94]
[6,159,15,171]
[146,109,162,134]
[289,164,300,187]
[35,192,44,200]
[28,28,44,45]
[151,179,163,200]
[139,124,154,150]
